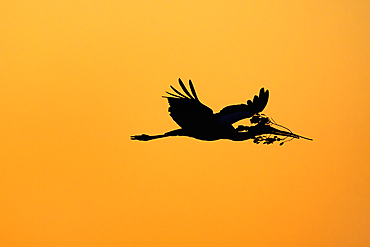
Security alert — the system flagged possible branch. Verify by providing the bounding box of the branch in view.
[234,123,312,144]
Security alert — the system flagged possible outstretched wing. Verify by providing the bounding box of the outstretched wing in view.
[215,87,269,125]
[163,78,214,129]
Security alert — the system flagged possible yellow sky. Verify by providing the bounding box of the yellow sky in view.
[1,1,370,246]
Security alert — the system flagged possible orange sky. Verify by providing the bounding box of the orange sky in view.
[1,1,369,246]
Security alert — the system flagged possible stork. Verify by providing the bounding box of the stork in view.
[131,78,312,143]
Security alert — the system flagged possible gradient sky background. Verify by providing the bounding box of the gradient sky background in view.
[1,1,369,246]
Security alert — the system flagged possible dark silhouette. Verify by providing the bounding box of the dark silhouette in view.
[131,78,312,144]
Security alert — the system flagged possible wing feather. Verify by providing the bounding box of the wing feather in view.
[170,85,188,98]
[188,79,199,101]
[178,78,195,99]
[164,91,184,98]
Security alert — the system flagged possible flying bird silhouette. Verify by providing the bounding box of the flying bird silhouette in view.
[131,78,312,143]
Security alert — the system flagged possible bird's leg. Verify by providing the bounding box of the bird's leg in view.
[131,129,184,141]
